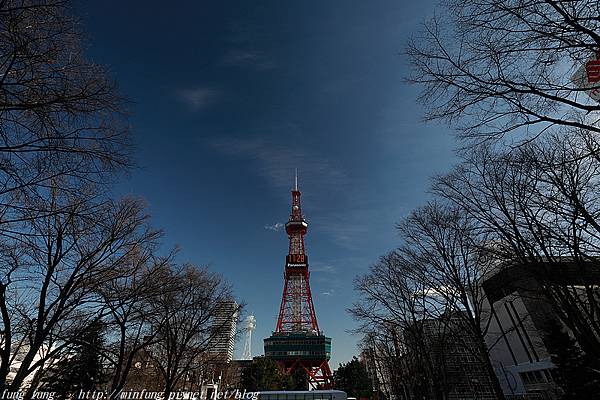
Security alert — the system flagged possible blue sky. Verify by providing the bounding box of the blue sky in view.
[75,0,456,368]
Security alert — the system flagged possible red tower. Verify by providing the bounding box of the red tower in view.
[264,172,333,388]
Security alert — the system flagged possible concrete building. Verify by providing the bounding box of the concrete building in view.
[361,341,401,400]
[415,313,499,400]
[480,260,600,399]
[363,314,499,400]
[2,342,55,389]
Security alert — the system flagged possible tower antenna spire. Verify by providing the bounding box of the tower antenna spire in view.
[294,168,298,191]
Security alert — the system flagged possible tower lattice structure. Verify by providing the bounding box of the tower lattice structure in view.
[264,173,333,388]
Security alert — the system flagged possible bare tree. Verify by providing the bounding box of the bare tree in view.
[0,0,130,200]
[397,202,506,399]
[433,133,600,360]
[360,327,428,400]
[147,265,240,398]
[0,2,248,397]
[0,183,158,391]
[97,244,175,399]
[350,252,454,400]
[408,0,600,142]
[0,1,133,389]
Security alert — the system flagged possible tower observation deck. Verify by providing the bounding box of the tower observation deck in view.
[264,173,333,388]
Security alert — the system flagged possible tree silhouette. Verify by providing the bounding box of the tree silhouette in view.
[240,357,293,391]
[543,320,600,399]
[333,357,372,399]
[40,321,106,399]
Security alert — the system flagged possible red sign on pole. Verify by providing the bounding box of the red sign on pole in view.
[572,52,600,102]
[585,53,600,83]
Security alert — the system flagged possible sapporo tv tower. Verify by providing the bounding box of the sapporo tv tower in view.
[264,171,333,388]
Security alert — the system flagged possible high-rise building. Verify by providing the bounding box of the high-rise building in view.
[209,300,239,363]
[264,172,333,388]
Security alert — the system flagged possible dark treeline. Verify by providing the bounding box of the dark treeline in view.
[352,0,600,399]
[0,1,240,397]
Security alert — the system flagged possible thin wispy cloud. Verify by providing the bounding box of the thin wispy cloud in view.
[208,137,349,191]
[313,256,370,280]
[176,87,220,109]
[264,222,284,231]
[315,215,370,250]
[208,136,358,248]
[219,49,275,70]
[322,289,335,296]
[311,262,337,274]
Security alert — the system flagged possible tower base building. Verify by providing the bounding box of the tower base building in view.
[264,333,332,387]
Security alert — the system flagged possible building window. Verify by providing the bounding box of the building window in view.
[519,369,553,385]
